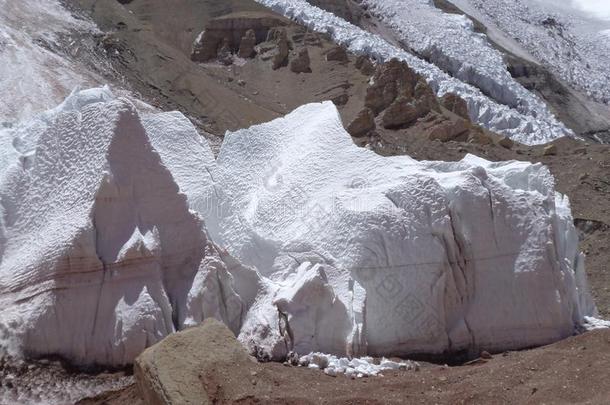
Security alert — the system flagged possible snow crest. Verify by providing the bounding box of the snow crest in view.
[253,0,572,144]
[0,90,597,366]
[0,89,251,366]
[210,101,593,359]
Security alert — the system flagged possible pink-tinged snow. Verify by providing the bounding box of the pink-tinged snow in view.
[0,0,101,122]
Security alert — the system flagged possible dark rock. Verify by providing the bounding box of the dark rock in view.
[238,29,257,58]
[441,93,470,120]
[325,46,348,63]
[355,55,376,76]
[347,108,376,137]
[381,97,422,129]
[290,48,312,73]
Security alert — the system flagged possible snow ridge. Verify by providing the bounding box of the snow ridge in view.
[254,0,572,144]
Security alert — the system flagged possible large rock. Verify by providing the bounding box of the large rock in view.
[290,48,311,73]
[347,108,376,137]
[325,46,348,63]
[238,29,257,59]
[135,319,254,405]
[381,97,423,129]
[441,92,470,120]
[365,59,421,113]
[191,12,288,62]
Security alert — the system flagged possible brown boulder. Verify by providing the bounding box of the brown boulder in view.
[326,46,349,63]
[135,319,256,405]
[347,108,376,137]
[238,29,257,58]
[441,93,470,120]
[426,116,470,142]
[290,48,312,73]
[365,59,420,113]
[267,28,290,70]
[355,55,376,76]
[381,97,422,129]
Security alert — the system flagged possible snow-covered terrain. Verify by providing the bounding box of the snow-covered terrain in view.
[0,90,597,367]
[0,89,252,366]
[254,0,572,144]
[451,0,610,104]
[0,0,104,122]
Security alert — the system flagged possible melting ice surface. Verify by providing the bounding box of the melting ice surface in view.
[0,89,598,368]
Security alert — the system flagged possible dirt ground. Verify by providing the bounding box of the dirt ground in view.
[79,328,610,404]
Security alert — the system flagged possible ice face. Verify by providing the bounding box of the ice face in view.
[0,91,596,366]
[0,90,248,366]
[214,101,594,359]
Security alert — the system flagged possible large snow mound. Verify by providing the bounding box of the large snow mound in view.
[0,89,597,366]
[0,89,252,366]
[213,101,595,359]
[253,0,572,145]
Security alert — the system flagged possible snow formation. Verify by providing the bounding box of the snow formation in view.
[0,90,597,366]
[0,88,252,366]
[253,0,572,144]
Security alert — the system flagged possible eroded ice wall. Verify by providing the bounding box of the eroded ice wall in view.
[214,101,594,359]
[0,91,250,366]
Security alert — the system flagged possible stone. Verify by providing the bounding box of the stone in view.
[290,48,312,73]
[441,93,470,120]
[467,128,493,145]
[135,319,255,405]
[365,59,420,114]
[381,97,421,129]
[269,28,290,70]
[347,108,376,137]
[498,137,515,149]
[238,29,257,58]
[325,46,348,63]
[480,351,492,360]
[217,38,233,65]
[543,144,558,156]
[332,93,349,106]
[355,55,376,76]
[426,117,470,142]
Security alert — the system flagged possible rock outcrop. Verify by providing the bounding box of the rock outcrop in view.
[290,48,312,73]
[191,12,288,62]
[135,319,253,405]
[347,107,376,137]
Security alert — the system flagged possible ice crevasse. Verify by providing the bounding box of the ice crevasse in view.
[0,88,597,366]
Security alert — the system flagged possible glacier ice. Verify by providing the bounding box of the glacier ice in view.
[0,89,597,366]
[253,0,572,145]
[212,101,594,359]
[0,89,250,366]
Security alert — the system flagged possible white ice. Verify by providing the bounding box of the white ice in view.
[0,90,598,367]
